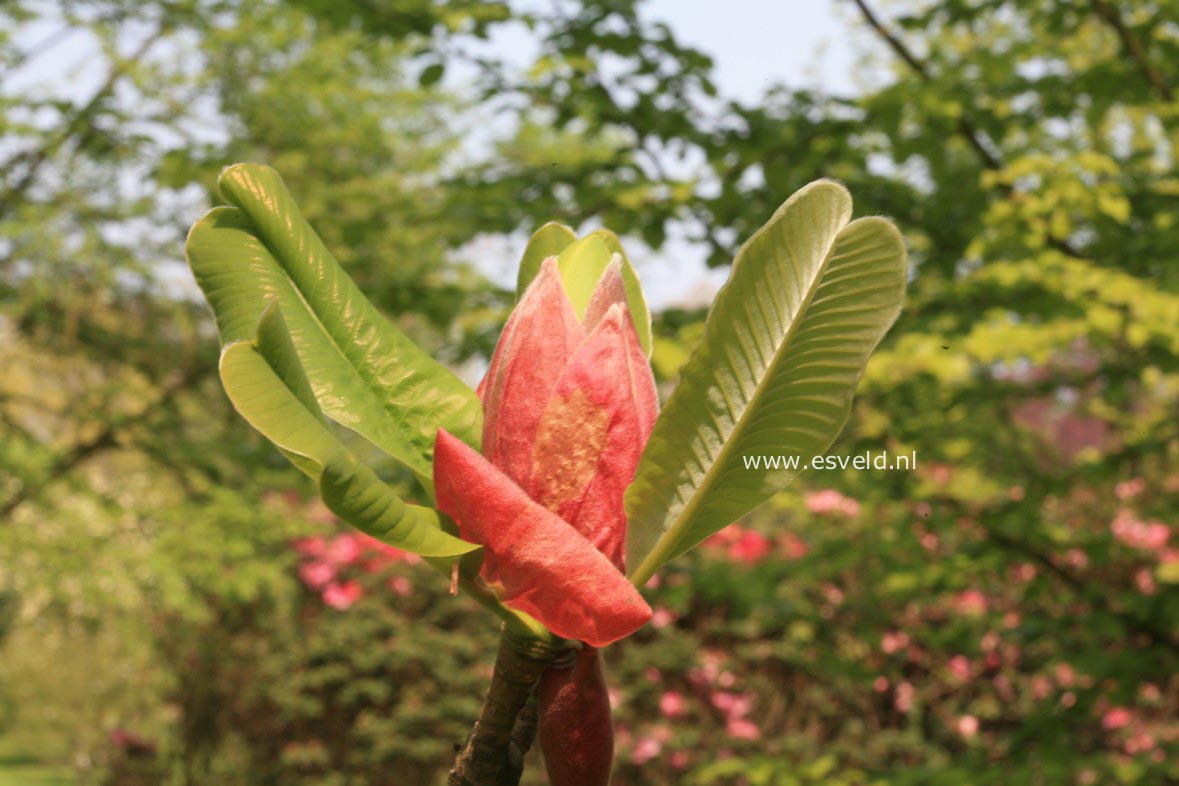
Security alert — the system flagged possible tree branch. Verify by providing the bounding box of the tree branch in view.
[1090,0,1173,102]
[848,0,1091,260]
[848,0,1002,171]
[983,523,1179,657]
[449,631,563,786]
[0,367,198,521]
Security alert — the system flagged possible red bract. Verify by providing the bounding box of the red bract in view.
[539,649,614,786]
[434,258,656,647]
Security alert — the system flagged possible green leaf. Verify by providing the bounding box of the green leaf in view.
[419,62,445,87]
[516,221,577,294]
[186,164,481,488]
[625,180,908,585]
[220,304,478,558]
[516,225,654,356]
[557,235,615,316]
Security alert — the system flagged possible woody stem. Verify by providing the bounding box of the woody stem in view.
[448,629,563,786]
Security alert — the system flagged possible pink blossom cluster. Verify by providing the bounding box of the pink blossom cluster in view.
[804,488,861,517]
[701,524,808,565]
[1110,509,1171,552]
[1100,705,1164,759]
[614,669,691,769]
[687,651,761,741]
[293,531,420,610]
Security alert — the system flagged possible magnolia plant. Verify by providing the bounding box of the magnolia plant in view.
[186,164,907,786]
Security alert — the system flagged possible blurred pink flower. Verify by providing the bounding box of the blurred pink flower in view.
[388,576,413,597]
[948,655,971,682]
[293,536,327,558]
[1126,732,1155,754]
[710,691,754,719]
[928,463,952,485]
[894,681,915,712]
[728,530,772,564]
[298,560,336,589]
[360,533,422,568]
[726,718,761,740]
[328,533,364,565]
[1012,562,1037,582]
[322,580,363,610]
[660,690,687,718]
[1111,510,1170,551]
[881,631,910,654]
[670,751,690,769]
[805,489,860,517]
[873,676,889,692]
[1102,707,1133,731]
[955,589,988,616]
[1115,478,1146,500]
[956,715,979,738]
[650,607,678,629]
[782,532,809,560]
[1135,568,1157,595]
[631,735,662,764]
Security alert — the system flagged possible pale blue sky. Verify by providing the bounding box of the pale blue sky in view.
[646,0,858,100]
[9,0,874,309]
[637,0,860,305]
[469,0,872,307]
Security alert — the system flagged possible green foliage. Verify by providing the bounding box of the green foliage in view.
[4,0,1179,784]
[516,224,654,355]
[626,182,907,584]
[218,304,476,558]
[188,165,483,487]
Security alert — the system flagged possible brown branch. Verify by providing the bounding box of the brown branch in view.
[449,632,563,786]
[849,0,1002,171]
[848,0,1090,260]
[983,523,1179,656]
[1090,0,1173,102]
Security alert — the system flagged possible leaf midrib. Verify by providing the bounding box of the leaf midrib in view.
[628,220,846,586]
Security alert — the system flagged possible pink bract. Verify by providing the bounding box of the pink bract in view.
[434,258,657,647]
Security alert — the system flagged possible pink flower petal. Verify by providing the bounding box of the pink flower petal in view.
[583,258,627,332]
[528,304,658,570]
[479,258,584,488]
[321,580,363,610]
[434,429,652,647]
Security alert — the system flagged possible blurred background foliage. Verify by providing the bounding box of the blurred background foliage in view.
[2,0,1179,784]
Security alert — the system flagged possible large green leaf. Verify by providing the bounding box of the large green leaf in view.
[516,224,654,356]
[220,303,478,558]
[624,180,908,585]
[186,164,481,488]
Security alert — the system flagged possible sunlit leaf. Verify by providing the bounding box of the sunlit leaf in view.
[516,224,653,355]
[220,303,477,557]
[186,164,481,488]
[625,180,908,585]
